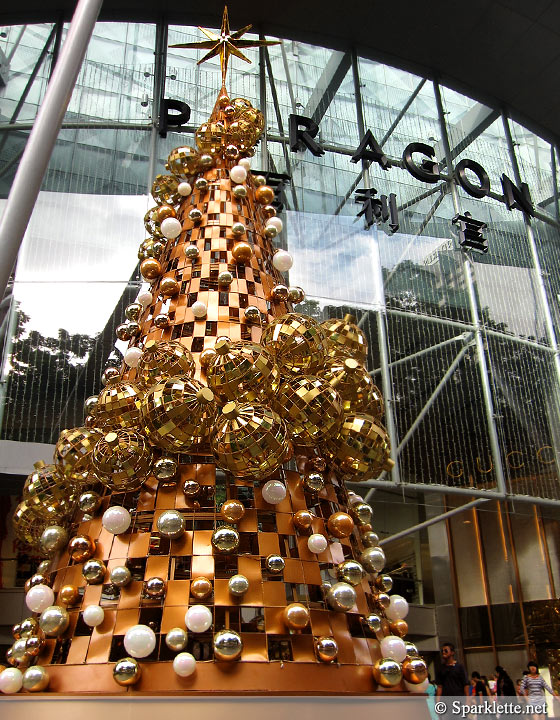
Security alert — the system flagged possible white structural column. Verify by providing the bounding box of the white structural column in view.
[0,0,104,299]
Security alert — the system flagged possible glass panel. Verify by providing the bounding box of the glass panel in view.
[542,515,560,596]
[485,337,560,501]
[509,119,556,218]
[490,604,524,645]
[478,502,518,604]
[532,217,560,343]
[510,508,554,602]
[463,648,496,679]
[449,506,487,607]
[460,606,491,646]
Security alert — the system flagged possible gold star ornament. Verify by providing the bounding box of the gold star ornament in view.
[169,6,279,84]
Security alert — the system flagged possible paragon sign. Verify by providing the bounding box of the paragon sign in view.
[288,114,536,218]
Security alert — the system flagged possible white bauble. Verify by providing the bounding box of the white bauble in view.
[267,217,283,233]
[404,678,430,693]
[25,584,54,613]
[83,605,105,627]
[0,668,23,694]
[185,605,212,633]
[136,290,153,308]
[173,652,197,677]
[160,217,182,239]
[307,534,328,554]
[272,250,293,272]
[123,624,156,658]
[386,594,409,621]
[102,506,132,535]
[379,635,407,662]
[178,182,192,196]
[261,479,287,505]
[191,301,207,319]
[229,165,247,184]
[123,347,143,368]
[238,158,251,171]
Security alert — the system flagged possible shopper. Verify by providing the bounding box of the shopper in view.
[472,672,489,700]
[436,643,469,697]
[495,666,516,697]
[519,662,559,720]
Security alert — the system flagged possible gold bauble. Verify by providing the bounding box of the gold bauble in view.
[213,630,242,661]
[101,366,120,386]
[323,413,394,481]
[361,530,380,547]
[137,339,195,388]
[144,576,166,599]
[190,576,213,599]
[372,658,402,687]
[363,613,382,633]
[217,271,233,287]
[206,338,280,404]
[23,462,75,521]
[25,631,45,657]
[113,657,142,686]
[282,603,310,630]
[261,313,329,375]
[319,356,384,417]
[96,380,143,429]
[19,617,39,638]
[39,605,69,636]
[153,456,178,483]
[10,638,31,666]
[360,546,386,574]
[225,144,239,159]
[351,502,373,525]
[93,430,153,492]
[185,244,200,261]
[336,560,364,586]
[262,204,276,219]
[200,347,218,369]
[390,619,408,638]
[293,510,314,531]
[195,120,226,154]
[12,502,49,549]
[165,146,200,179]
[157,509,185,538]
[232,241,253,262]
[321,314,368,362]
[59,584,81,606]
[271,284,288,301]
[377,592,391,609]
[327,512,354,539]
[140,257,162,281]
[244,306,261,324]
[326,582,357,611]
[265,554,285,574]
[301,472,325,493]
[22,665,50,692]
[194,177,208,191]
[316,636,338,663]
[273,375,343,446]
[152,174,181,206]
[231,221,245,236]
[68,534,96,562]
[25,573,49,593]
[78,490,101,514]
[39,525,69,555]
[402,657,428,684]
[144,207,163,238]
[82,559,106,585]
[154,313,170,329]
[154,204,176,223]
[405,641,419,657]
[199,153,214,168]
[220,499,246,523]
[376,575,393,592]
[210,402,290,481]
[288,286,305,304]
[182,479,202,497]
[232,184,247,199]
[160,277,180,297]
[141,377,216,451]
[255,185,274,204]
[211,525,240,554]
[54,427,102,484]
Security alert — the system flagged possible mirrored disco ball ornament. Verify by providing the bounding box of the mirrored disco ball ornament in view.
[141,378,216,451]
[96,380,143,429]
[12,502,50,550]
[210,402,290,481]
[319,356,384,417]
[23,462,75,522]
[151,173,181,206]
[165,146,200,179]
[54,427,102,485]
[92,430,153,492]
[323,413,394,482]
[321,314,368,362]
[273,375,343,446]
[206,338,280,403]
[260,313,329,375]
[137,339,195,388]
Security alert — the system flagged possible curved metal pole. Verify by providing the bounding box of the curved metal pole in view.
[0,0,103,300]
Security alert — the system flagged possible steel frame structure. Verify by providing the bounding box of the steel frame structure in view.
[0,19,559,507]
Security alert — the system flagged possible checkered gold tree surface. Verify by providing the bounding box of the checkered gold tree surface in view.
[3,12,428,697]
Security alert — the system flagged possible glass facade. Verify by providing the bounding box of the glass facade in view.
[1,18,560,679]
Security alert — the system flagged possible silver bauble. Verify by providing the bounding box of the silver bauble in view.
[326,582,357,611]
[156,509,185,539]
[213,630,243,661]
[165,627,188,652]
[39,605,69,636]
[40,525,69,555]
[22,665,49,692]
[110,565,132,587]
[360,546,386,573]
[228,574,249,597]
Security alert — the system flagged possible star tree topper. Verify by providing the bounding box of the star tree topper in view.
[169,6,280,84]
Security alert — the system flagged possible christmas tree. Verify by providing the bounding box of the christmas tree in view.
[2,8,427,696]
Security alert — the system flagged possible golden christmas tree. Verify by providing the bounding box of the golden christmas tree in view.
[2,8,427,696]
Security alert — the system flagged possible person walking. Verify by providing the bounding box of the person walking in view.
[495,666,516,697]
[520,661,559,720]
[472,671,489,701]
[436,643,469,697]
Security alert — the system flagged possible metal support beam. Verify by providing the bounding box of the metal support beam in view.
[0,0,103,301]
[396,339,473,457]
[434,79,507,497]
[380,78,426,147]
[147,20,167,190]
[369,331,473,376]
[279,40,296,115]
[303,50,351,127]
[437,104,500,170]
[379,498,490,545]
